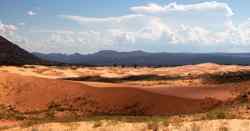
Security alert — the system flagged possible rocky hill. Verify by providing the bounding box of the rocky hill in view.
[0,36,46,65]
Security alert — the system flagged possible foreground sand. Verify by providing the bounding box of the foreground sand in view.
[3,119,250,131]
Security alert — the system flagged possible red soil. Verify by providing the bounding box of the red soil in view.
[0,73,219,117]
[81,82,235,101]
[141,86,235,101]
[0,120,18,127]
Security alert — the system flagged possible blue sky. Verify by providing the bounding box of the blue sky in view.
[0,0,250,54]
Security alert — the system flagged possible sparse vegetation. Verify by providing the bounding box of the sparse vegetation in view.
[92,121,102,128]
[204,71,250,84]
[204,106,237,120]
[219,126,229,131]
[63,74,184,83]
[147,122,159,131]
[206,110,226,120]
[0,105,25,120]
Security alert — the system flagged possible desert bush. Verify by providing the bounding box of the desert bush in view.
[92,121,103,128]
[147,122,159,131]
[203,71,250,84]
[63,74,183,83]
[0,104,25,120]
[219,126,229,131]
[31,127,39,131]
[206,109,226,120]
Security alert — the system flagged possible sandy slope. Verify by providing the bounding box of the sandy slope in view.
[0,63,247,116]
[0,72,219,117]
[0,63,245,102]
[80,81,235,101]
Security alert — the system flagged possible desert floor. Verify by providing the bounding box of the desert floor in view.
[0,63,250,130]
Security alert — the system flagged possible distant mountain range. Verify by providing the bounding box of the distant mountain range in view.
[1,34,250,66]
[33,50,250,66]
[0,35,47,65]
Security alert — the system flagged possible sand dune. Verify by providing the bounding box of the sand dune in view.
[0,72,219,119]
[0,63,250,130]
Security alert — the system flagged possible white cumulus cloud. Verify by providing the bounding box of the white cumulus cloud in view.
[131,1,234,17]
[27,11,37,16]
[0,21,17,36]
[11,1,250,53]
[60,14,144,23]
